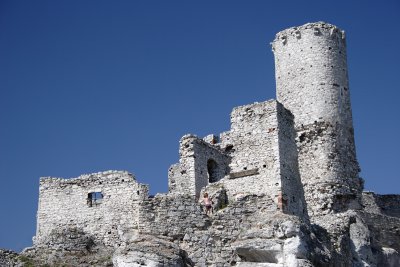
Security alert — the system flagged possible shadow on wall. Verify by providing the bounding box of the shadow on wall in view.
[277,104,308,219]
[207,159,221,183]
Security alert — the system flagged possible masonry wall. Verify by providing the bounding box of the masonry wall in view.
[359,211,400,265]
[35,171,148,247]
[216,100,281,201]
[213,100,305,217]
[276,103,308,218]
[273,22,351,127]
[138,194,209,239]
[272,22,362,216]
[362,192,400,218]
[168,135,230,197]
[138,193,308,266]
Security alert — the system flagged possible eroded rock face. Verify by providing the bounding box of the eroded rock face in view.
[20,228,114,267]
[113,235,191,267]
[349,215,376,266]
[381,247,400,267]
[232,219,312,266]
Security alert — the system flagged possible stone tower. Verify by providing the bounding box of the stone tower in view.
[272,22,363,217]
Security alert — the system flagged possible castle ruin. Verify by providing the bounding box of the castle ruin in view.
[2,22,399,267]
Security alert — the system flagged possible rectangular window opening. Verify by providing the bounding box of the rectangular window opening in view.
[87,192,103,207]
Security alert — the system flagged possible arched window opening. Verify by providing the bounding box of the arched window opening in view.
[207,159,218,183]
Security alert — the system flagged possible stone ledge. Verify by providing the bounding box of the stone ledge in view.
[229,168,259,179]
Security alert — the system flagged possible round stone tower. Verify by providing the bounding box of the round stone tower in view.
[272,22,363,217]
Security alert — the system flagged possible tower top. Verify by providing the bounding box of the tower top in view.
[272,22,345,50]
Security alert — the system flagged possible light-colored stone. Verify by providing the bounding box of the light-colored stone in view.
[14,21,399,267]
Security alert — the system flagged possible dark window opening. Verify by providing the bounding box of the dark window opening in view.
[207,159,219,183]
[225,144,234,152]
[87,192,103,207]
[299,133,306,142]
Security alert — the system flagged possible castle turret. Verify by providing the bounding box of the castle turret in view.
[272,22,363,217]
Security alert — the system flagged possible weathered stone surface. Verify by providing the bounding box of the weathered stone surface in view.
[0,249,22,267]
[381,247,400,267]
[34,170,148,248]
[7,21,399,267]
[273,22,363,217]
[113,235,191,267]
[229,168,259,179]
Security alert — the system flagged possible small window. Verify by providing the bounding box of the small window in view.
[87,192,103,207]
[207,159,219,183]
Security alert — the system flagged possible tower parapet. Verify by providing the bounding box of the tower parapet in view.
[272,22,363,217]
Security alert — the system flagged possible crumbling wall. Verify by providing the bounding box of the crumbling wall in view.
[362,192,400,218]
[358,211,400,266]
[137,193,311,266]
[183,194,286,266]
[295,122,362,216]
[138,193,210,239]
[35,171,148,247]
[211,100,306,218]
[168,134,230,197]
[216,100,281,201]
[0,249,21,267]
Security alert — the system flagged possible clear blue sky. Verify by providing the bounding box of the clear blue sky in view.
[1,1,399,252]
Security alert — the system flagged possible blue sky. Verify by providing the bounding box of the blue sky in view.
[0,1,399,252]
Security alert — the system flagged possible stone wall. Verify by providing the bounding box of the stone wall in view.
[295,121,363,217]
[168,135,230,197]
[167,100,308,218]
[216,100,306,217]
[359,211,400,266]
[216,101,281,202]
[362,192,400,218]
[276,102,308,218]
[0,249,21,267]
[138,193,210,239]
[137,193,311,266]
[35,171,148,247]
[272,22,351,127]
[272,22,362,216]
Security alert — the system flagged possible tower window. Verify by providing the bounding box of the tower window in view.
[87,192,103,207]
[207,159,219,183]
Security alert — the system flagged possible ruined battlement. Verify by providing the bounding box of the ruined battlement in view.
[39,170,137,187]
[35,170,148,247]
[273,22,346,45]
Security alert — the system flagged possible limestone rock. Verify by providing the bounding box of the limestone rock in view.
[113,235,192,267]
